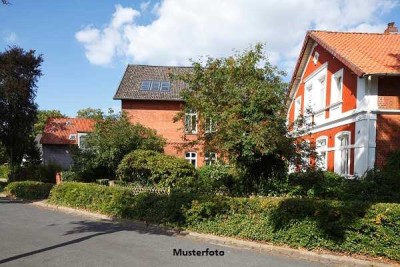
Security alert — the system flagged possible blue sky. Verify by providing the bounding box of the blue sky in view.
[1,0,400,116]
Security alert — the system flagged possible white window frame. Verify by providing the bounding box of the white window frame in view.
[204,151,217,165]
[185,111,197,134]
[330,69,343,105]
[77,133,88,149]
[313,52,319,65]
[294,96,302,121]
[334,131,351,176]
[316,136,328,171]
[185,152,197,168]
[205,117,216,133]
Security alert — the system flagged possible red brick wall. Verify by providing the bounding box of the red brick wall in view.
[378,77,400,109]
[375,114,400,168]
[122,99,205,167]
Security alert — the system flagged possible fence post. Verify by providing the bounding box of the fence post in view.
[56,172,62,185]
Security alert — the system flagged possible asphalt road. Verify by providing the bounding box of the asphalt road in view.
[0,197,331,267]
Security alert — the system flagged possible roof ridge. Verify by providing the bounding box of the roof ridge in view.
[128,64,193,68]
[309,30,397,35]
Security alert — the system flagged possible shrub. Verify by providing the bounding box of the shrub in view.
[116,150,198,189]
[0,164,10,179]
[197,163,238,194]
[49,182,196,222]
[12,164,61,183]
[5,181,54,199]
[61,171,81,182]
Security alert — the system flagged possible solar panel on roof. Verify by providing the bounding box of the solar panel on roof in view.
[160,81,170,91]
[140,80,151,90]
[150,81,161,91]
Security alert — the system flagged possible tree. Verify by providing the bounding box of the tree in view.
[0,46,43,175]
[71,110,166,180]
[76,107,104,120]
[176,44,300,193]
[34,109,66,136]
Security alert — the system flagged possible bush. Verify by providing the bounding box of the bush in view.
[49,182,196,222]
[116,150,198,189]
[0,164,10,179]
[12,164,61,183]
[197,164,238,194]
[5,181,54,199]
[48,182,400,261]
[61,171,81,182]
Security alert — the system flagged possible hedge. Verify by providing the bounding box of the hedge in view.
[5,181,54,199]
[48,182,400,261]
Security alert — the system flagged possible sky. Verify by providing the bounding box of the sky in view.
[1,0,400,117]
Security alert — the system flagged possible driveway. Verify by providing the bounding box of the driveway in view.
[0,197,339,266]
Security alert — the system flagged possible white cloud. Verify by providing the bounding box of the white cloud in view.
[75,0,397,71]
[4,32,17,43]
[140,1,151,12]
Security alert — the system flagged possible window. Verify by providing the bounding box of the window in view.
[331,69,343,104]
[160,81,170,92]
[68,134,76,140]
[294,96,302,121]
[205,151,217,165]
[185,152,197,168]
[315,75,326,111]
[335,132,351,176]
[78,134,88,149]
[313,52,319,65]
[150,81,161,91]
[185,111,197,134]
[205,117,216,133]
[140,80,151,90]
[316,136,328,170]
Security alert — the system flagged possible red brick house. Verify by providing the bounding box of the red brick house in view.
[40,118,95,169]
[287,23,400,176]
[114,65,215,168]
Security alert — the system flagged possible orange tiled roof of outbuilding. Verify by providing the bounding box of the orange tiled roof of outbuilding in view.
[40,117,95,145]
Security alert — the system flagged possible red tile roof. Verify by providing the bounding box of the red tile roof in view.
[309,31,400,76]
[40,118,95,145]
[288,30,400,106]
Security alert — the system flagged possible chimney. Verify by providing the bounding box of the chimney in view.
[384,22,398,34]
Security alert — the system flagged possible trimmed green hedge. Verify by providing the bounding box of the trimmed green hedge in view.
[5,181,54,199]
[48,182,400,261]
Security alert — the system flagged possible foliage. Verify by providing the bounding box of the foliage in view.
[49,182,196,221]
[71,110,166,181]
[175,43,306,193]
[33,109,66,136]
[61,171,81,182]
[12,163,60,184]
[0,181,7,192]
[5,181,53,199]
[116,149,198,188]
[197,163,239,194]
[76,107,104,120]
[0,164,10,178]
[0,46,43,174]
[49,182,400,261]
[0,143,7,164]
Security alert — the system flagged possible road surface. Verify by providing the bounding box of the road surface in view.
[0,197,334,267]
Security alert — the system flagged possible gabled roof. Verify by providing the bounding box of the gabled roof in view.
[288,30,400,105]
[113,65,193,101]
[40,118,95,145]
